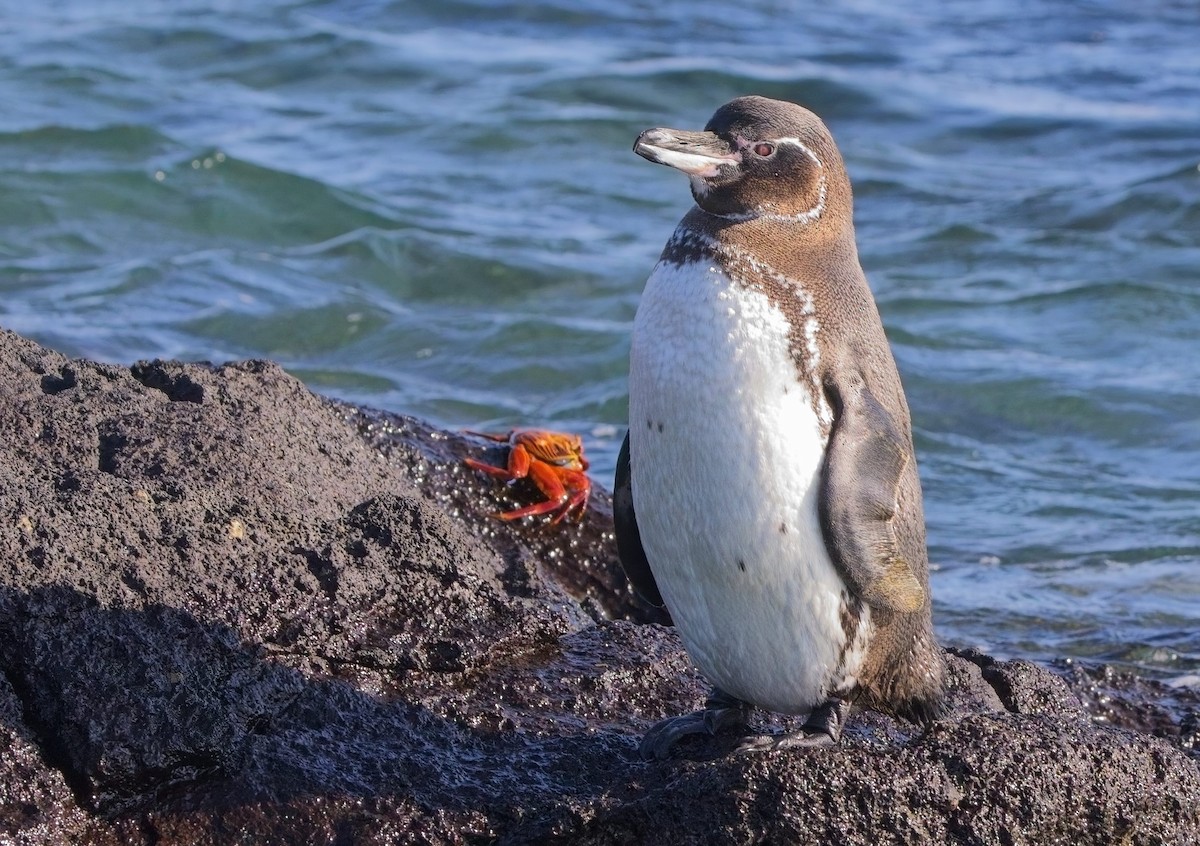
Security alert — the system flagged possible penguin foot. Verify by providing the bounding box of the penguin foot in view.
[639,689,748,761]
[734,699,848,754]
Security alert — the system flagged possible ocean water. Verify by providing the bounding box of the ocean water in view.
[1,0,1197,677]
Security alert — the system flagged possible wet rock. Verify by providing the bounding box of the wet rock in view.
[0,672,112,845]
[1059,659,1200,755]
[1,327,1198,845]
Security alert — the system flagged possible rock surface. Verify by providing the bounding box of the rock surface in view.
[1,327,1197,845]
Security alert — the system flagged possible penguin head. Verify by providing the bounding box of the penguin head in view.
[634,95,848,224]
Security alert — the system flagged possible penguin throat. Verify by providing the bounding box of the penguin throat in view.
[659,227,835,434]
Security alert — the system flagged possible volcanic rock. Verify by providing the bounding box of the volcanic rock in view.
[1,328,1197,845]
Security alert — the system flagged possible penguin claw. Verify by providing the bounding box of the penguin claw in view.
[639,697,851,759]
[735,699,848,754]
[639,706,746,760]
[639,690,749,760]
[734,729,835,754]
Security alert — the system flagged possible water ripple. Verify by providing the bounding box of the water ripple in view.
[1,0,1198,673]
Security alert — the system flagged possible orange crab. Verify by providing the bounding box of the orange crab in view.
[463,429,591,524]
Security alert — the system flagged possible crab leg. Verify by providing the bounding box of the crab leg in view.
[464,429,516,443]
[490,459,570,521]
[463,444,532,481]
[560,485,590,523]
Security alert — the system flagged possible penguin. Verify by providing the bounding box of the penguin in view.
[614,96,946,759]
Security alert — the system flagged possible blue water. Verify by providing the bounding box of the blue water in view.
[1,1,1198,676]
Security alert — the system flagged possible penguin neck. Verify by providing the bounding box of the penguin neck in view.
[676,207,862,289]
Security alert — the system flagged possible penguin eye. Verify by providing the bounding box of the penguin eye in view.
[752,142,775,157]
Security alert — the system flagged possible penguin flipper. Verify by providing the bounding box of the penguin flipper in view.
[614,430,665,607]
[819,377,926,614]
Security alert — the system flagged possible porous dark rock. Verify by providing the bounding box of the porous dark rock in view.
[1,327,1197,845]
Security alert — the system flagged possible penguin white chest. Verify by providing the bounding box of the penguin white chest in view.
[628,258,862,714]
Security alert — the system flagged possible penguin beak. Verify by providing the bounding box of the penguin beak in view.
[634,128,741,177]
